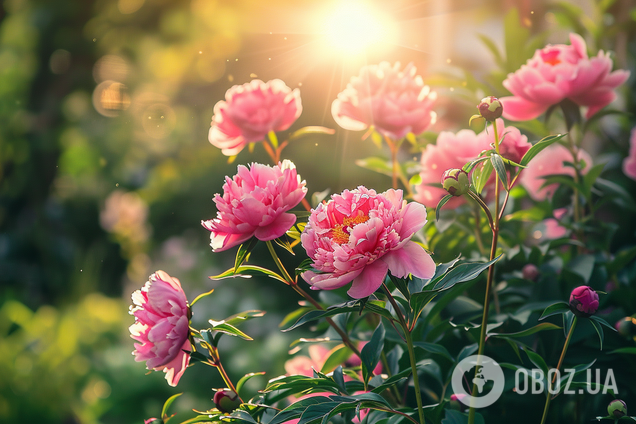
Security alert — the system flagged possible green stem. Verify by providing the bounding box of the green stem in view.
[468,121,502,424]
[209,349,243,402]
[383,284,425,424]
[265,240,364,360]
[539,316,578,424]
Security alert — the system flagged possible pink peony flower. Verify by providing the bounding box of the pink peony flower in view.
[414,119,530,206]
[208,79,302,156]
[569,285,599,317]
[331,62,437,140]
[501,33,630,121]
[202,160,307,252]
[520,143,592,201]
[284,344,331,377]
[622,127,636,180]
[542,218,568,239]
[129,270,191,387]
[300,187,435,299]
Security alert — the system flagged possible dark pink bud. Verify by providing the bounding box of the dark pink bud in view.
[522,264,540,281]
[569,286,599,317]
[477,96,503,121]
[214,389,241,413]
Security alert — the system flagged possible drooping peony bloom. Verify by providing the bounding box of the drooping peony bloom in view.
[569,285,599,317]
[208,79,302,156]
[301,187,435,299]
[202,160,307,252]
[520,143,592,201]
[622,127,636,180]
[414,119,530,206]
[501,33,630,121]
[129,270,191,387]
[331,61,437,140]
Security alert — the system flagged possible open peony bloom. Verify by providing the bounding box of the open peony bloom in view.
[622,127,636,180]
[569,285,599,317]
[414,119,530,206]
[208,79,302,156]
[202,160,307,252]
[300,187,435,299]
[520,143,592,201]
[501,33,630,121]
[129,270,191,387]
[331,61,437,140]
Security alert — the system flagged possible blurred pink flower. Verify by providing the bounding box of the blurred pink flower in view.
[332,62,437,140]
[520,144,592,201]
[100,190,150,243]
[301,187,435,299]
[202,160,307,252]
[501,33,630,121]
[284,345,331,377]
[622,127,636,180]
[129,270,191,387]
[543,218,567,239]
[414,119,530,206]
[208,79,302,156]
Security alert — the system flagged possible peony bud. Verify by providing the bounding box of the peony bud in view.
[608,399,627,418]
[442,168,470,196]
[214,389,241,413]
[522,264,540,281]
[477,96,503,121]
[615,317,636,337]
[569,286,599,317]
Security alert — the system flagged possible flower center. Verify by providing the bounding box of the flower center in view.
[540,49,561,66]
[329,214,370,244]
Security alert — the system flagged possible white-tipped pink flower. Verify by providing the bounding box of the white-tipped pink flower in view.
[209,79,302,156]
[501,33,630,121]
[332,62,437,140]
[301,187,435,299]
[129,270,191,387]
[202,160,307,252]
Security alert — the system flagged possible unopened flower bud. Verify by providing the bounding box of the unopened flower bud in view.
[442,168,470,196]
[450,394,467,411]
[615,317,636,337]
[522,264,540,281]
[477,96,503,121]
[214,389,241,413]
[569,286,599,317]
[608,399,627,418]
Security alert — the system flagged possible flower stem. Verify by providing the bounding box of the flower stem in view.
[383,284,425,424]
[539,316,578,424]
[265,240,363,360]
[209,348,243,402]
[468,122,502,424]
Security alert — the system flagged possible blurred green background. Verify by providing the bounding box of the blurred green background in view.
[0,0,634,423]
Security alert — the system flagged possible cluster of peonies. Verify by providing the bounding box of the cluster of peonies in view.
[129,32,630,398]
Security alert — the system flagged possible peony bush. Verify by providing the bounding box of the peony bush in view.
[129,23,635,424]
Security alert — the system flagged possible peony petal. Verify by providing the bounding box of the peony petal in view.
[254,213,297,241]
[500,96,550,121]
[161,339,191,387]
[399,201,428,237]
[381,241,436,279]
[347,260,389,299]
[302,268,364,291]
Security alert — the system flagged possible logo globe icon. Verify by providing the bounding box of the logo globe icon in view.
[451,355,505,408]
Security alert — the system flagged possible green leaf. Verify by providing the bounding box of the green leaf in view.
[209,265,287,284]
[609,347,636,355]
[539,302,570,320]
[589,318,604,350]
[355,157,393,177]
[590,316,617,332]
[472,159,493,195]
[190,288,215,307]
[321,346,353,374]
[442,409,485,424]
[469,114,484,127]
[563,311,576,338]
[519,134,567,167]
[236,372,266,397]
[207,322,253,340]
[429,255,503,290]
[567,254,595,283]
[490,153,509,190]
[477,33,504,67]
[282,302,361,332]
[223,310,266,327]
[161,393,182,423]
[504,8,531,73]
[595,178,636,211]
[489,322,561,338]
[456,343,478,363]
[524,348,548,376]
[581,163,605,199]
[235,238,259,273]
[409,173,422,186]
[369,368,413,394]
[414,342,454,362]
[288,126,336,142]
[462,156,489,173]
[608,246,636,275]
[361,323,385,384]
[436,194,453,222]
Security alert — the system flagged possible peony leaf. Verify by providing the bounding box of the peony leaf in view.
[361,323,385,385]
[490,153,509,190]
[161,393,182,424]
[472,159,493,195]
[236,372,266,397]
[235,237,259,273]
[189,288,215,307]
[489,322,561,338]
[538,302,570,320]
[435,194,453,222]
[355,156,393,177]
[519,133,567,167]
[320,345,353,374]
[288,126,336,142]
